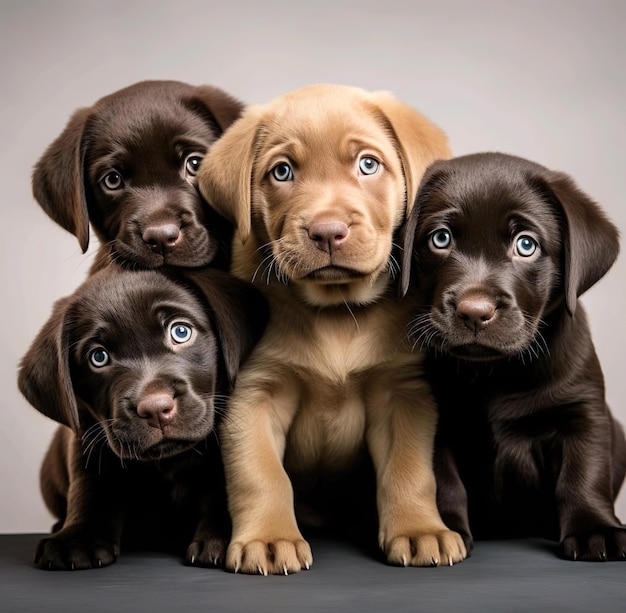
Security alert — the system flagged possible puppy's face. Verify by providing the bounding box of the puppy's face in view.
[252,100,405,306]
[33,80,243,267]
[402,153,619,362]
[67,272,220,460]
[85,94,222,268]
[412,177,560,360]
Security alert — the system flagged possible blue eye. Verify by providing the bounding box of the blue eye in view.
[431,229,452,250]
[170,322,192,344]
[89,348,110,368]
[271,163,293,182]
[515,235,538,257]
[358,156,379,175]
[102,171,123,190]
[184,153,204,177]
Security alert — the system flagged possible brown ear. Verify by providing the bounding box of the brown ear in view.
[197,106,265,243]
[177,269,268,388]
[535,170,620,316]
[32,107,91,253]
[190,85,245,133]
[369,91,451,215]
[18,297,80,431]
[398,163,449,297]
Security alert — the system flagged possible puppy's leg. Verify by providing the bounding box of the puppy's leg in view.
[433,443,474,553]
[185,485,231,568]
[221,377,312,575]
[556,409,626,562]
[35,428,124,570]
[40,427,70,532]
[611,415,626,499]
[366,370,467,566]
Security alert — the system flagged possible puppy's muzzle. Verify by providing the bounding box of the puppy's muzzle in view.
[137,392,177,429]
[455,291,497,332]
[142,223,181,256]
[307,219,350,254]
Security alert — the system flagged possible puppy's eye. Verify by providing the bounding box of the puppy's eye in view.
[430,229,452,250]
[184,153,204,177]
[358,156,379,175]
[515,235,538,257]
[271,163,294,182]
[169,322,193,344]
[89,347,110,369]
[102,171,124,191]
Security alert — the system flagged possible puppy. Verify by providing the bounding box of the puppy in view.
[18,266,268,570]
[400,152,626,561]
[32,80,243,272]
[197,83,466,574]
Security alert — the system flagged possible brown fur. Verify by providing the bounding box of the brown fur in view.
[197,83,465,574]
[18,266,267,570]
[32,80,243,272]
[400,152,626,561]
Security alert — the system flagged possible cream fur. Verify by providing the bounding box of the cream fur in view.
[198,84,465,574]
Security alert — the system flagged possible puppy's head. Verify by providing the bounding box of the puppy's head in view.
[400,152,619,361]
[18,267,267,460]
[33,80,243,268]
[198,84,450,307]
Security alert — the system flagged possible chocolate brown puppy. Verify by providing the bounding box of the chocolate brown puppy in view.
[18,266,267,570]
[32,80,243,272]
[400,152,626,561]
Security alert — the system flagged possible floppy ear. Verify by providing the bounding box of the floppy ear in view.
[537,170,620,316]
[32,108,91,253]
[398,163,448,297]
[197,106,265,244]
[18,297,80,431]
[177,269,269,388]
[369,91,451,215]
[189,85,245,134]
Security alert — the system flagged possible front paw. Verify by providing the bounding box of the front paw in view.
[383,529,467,567]
[227,538,313,575]
[34,529,119,570]
[560,527,626,561]
[186,535,228,568]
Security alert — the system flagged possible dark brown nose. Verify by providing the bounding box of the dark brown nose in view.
[308,220,349,253]
[136,393,177,429]
[142,224,180,254]
[456,295,496,331]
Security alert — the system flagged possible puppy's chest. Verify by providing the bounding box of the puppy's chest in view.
[276,300,418,473]
[274,299,414,379]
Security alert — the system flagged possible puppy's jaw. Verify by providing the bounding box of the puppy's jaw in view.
[97,186,219,269]
[294,270,392,308]
[97,395,216,461]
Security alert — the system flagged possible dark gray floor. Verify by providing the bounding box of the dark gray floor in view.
[2,533,625,612]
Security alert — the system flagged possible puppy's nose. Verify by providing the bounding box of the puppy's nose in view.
[456,296,496,331]
[142,224,180,254]
[308,221,350,253]
[136,393,177,429]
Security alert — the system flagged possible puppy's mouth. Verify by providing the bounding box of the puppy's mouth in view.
[304,265,365,283]
[447,343,508,362]
[135,438,198,460]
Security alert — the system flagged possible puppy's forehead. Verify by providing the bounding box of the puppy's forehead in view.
[70,271,207,339]
[86,91,215,162]
[259,88,392,158]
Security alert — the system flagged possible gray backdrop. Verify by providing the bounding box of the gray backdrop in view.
[1,0,624,533]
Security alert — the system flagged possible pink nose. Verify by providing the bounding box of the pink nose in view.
[456,295,496,331]
[307,220,350,253]
[136,393,177,429]
[142,223,180,254]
